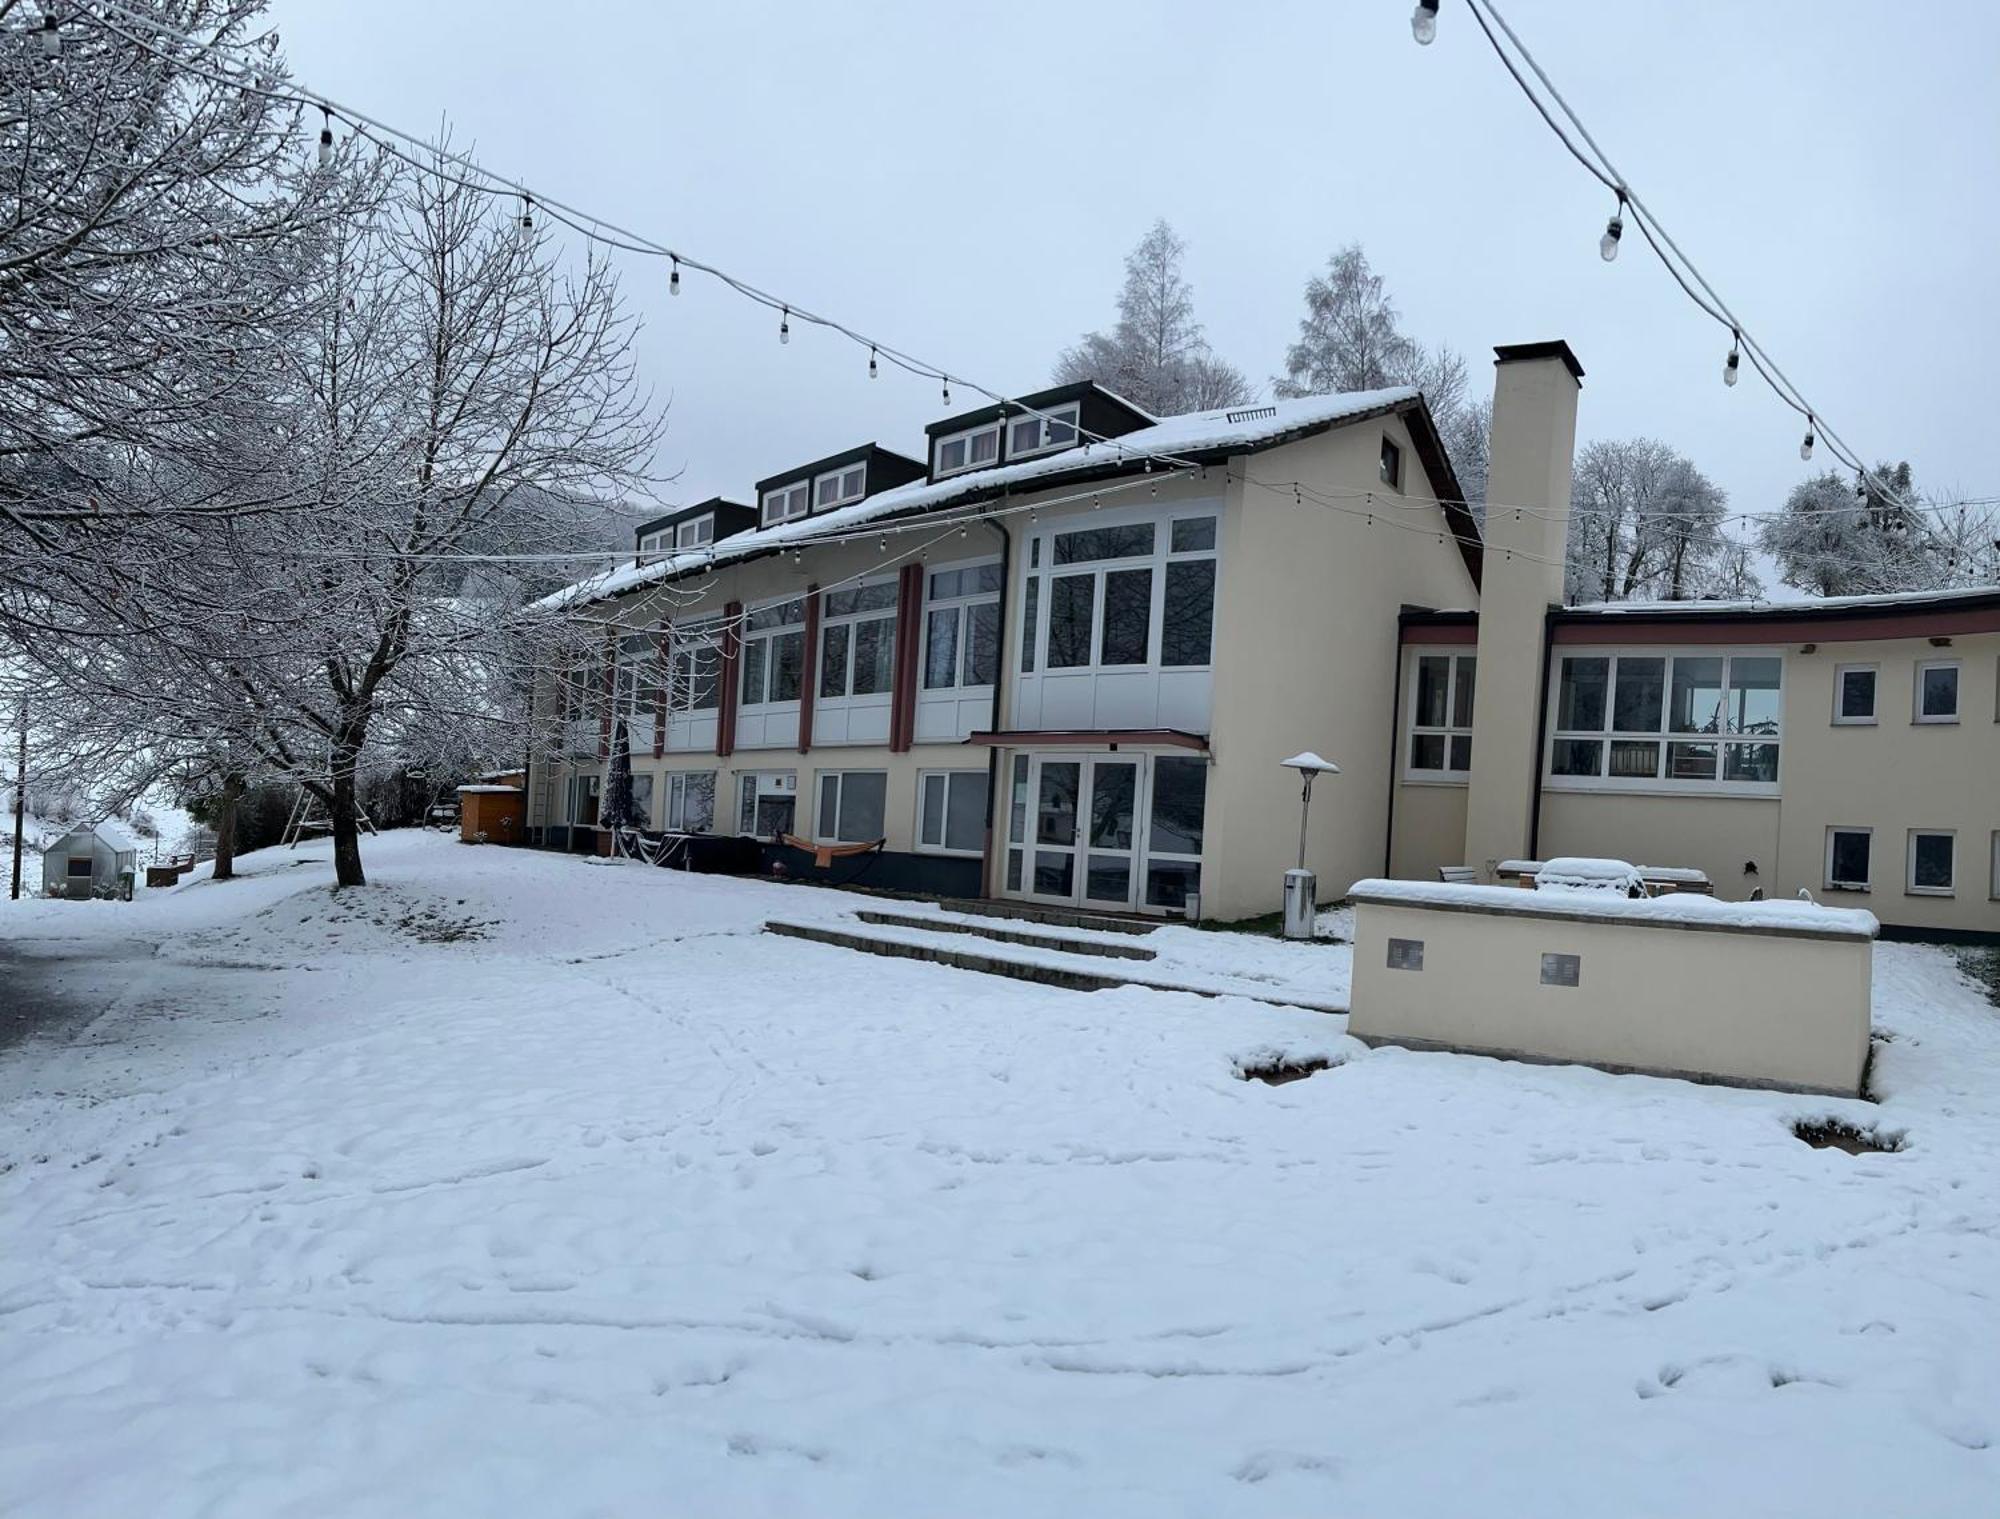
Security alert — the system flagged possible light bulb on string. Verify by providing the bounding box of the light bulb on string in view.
[517,195,535,243]
[868,347,878,380]
[778,307,790,345]
[941,376,951,406]
[1799,420,1815,461]
[669,257,680,296]
[318,107,334,166]
[1599,194,1625,262]
[1411,0,1438,45]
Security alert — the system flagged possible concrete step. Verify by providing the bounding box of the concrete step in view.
[853,909,1158,961]
[932,897,1160,936]
[762,918,1344,1015]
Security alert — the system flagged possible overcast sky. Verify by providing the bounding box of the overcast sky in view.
[271,1,1997,530]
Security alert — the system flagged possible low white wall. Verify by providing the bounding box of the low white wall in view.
[1347,886,1874,1096]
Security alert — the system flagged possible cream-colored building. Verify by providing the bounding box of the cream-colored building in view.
[534,343,1999,940]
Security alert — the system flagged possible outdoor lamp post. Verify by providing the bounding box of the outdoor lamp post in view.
[1279,751,1340,939]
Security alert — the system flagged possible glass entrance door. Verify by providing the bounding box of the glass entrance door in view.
[1014,754,1142,910]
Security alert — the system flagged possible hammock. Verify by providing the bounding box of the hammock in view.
[781,834,885,870]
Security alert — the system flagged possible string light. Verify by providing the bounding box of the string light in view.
[868,347,878,380]
[39,10,59,55]
[1723,332,1740,388]
[779,307,790,344]
[317,107,333,166]
[518,194,534,242]
[669,256,680,296]
[1598,193,1625,262]
[941,376,951,406]
[1411,0,1438,45]
[1800,419,1816,462]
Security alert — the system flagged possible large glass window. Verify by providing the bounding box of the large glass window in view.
[1022,512,1218,673]
[1144,756,1207,910]
[737,772,795,838]
[922,562,1002,690]
[664,771,715,832]
[1406,651,1475,777]
[816,771,887,843]
[818,582,898,700]
[740,598,806,707]
[1550,652,1782,789]
[917,770,990,855]
[667,618,721,713]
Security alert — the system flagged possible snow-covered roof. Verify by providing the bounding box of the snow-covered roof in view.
[456,784,523,794]
[539,388,1423,612]
[1350,878,1878,940]
[52,817,141,852]
[1566,584,2000,617]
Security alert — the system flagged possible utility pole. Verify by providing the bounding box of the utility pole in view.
[9,699,25,901]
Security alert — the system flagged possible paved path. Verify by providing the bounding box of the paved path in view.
[0,935,183,1056]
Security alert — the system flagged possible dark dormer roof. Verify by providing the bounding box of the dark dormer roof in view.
[634,497,755,545]
[754,442,925,501]
[922,380,1154,441]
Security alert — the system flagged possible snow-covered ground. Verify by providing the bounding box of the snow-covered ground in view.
[2,831,1996,1516]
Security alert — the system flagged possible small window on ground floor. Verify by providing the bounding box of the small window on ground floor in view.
[1907,829,1955,896]
[1407,651,1475,778]
[1915,660,1960,723]
[665,771,715,832]
[1144,755,1208,910]
[625,774,654,829]
[568,773,602,828]
[738,773,796,839]
[816,771,887,844]
[917,770,989,855]
[1825,827,1871,891]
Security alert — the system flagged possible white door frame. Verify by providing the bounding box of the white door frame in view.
[1010,751,1148,911]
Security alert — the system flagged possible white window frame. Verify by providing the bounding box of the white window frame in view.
[737,596,807,712]
[1824,826,1872,893]
[674,514,715,549]
[915,769,990,856]
[817,578,900,703]
[920,557,1003,693]
[1544,648,1783,797]
[1831,662,1878,725]
[1006,402,1081,460]
[1403,649,1476,783]
[933,422,1001,478]
[1018,508,1221,676]
[813,462,867,511]
[1914,659,1960,724]
[814,770,889,845]
[736,771,797,839]
[761,481,810,526]
[663,771,716,833]
[638,530,666,562]
[665,616,722,718]
[1906,828,1956,897]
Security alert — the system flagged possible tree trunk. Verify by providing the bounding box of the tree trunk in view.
[210,772,245,882]
[329,746,366,889]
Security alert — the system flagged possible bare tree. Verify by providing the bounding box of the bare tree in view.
[1274,244,1481,501]
[1565,439,1739,605]
[1054,220,1253,415]
[1759,463,1996,597]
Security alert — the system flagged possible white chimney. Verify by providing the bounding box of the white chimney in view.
[1462,341,1582,879]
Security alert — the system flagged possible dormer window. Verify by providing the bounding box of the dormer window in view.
[934,422,1001,477]
[674,514,715,550]
[1007,402,1080,459]
[762,481,809,526]
[813,462,867,511]
[637,531,666,563]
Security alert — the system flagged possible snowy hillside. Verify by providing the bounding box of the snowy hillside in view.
[1,832,1995,1516]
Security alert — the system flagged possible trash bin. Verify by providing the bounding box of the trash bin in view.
[1282,867,1316,939]
[117,870,135,902]
[1182,889,1201,924]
